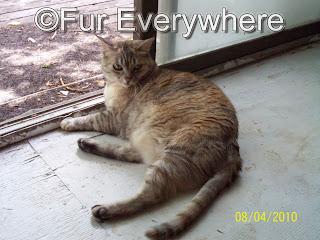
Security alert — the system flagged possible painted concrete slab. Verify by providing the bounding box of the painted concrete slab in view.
[28,130,102,170]
[0,141,38,173]
[0,143,107,240]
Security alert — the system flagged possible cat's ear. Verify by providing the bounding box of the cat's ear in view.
[95,34,116,52]
[136,37,155,51]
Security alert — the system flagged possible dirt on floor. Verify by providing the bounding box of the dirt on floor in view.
[0,21,130,123]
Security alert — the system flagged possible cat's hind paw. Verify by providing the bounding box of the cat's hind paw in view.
[145,224,175,239]
[91,205,113,219]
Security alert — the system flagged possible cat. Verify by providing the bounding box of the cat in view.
[60,36,242,239]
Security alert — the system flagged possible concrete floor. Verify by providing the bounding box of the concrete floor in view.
[1,41,320,240]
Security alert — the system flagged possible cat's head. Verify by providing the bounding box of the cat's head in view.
[97,36,156,87]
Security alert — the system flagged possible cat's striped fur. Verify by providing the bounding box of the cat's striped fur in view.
[60,37,242,239]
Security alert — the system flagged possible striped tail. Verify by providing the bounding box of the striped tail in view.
[145,169,235,239]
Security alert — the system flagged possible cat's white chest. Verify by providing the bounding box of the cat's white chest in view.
[104,84,130,110]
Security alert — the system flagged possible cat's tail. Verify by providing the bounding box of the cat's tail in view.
[145,168,235,239]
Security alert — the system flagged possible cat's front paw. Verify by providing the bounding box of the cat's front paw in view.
[78,138,96,153]
[91,205,113,219]
[60,117,76,131]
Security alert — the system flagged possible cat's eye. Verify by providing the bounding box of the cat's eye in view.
[113,64,123,71]
[134,64,142,71]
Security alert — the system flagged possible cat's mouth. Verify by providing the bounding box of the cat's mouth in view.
[118,81,133,88]
[120,79,138,88]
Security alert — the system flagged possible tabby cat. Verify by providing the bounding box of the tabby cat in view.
[60,36,242,239]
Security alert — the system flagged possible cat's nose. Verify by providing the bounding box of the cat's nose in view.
[125,77,132,83]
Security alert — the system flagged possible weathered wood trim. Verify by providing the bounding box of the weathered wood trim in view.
[0,94,105,148]
[1,89,104,127]
[133,0,158,58]
[196,33,320,78]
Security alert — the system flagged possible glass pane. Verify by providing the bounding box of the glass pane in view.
[157,0,320,64]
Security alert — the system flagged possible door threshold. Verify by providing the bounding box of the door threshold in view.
[0,90,104,148]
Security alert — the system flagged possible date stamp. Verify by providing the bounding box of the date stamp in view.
[235,212,297,223]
